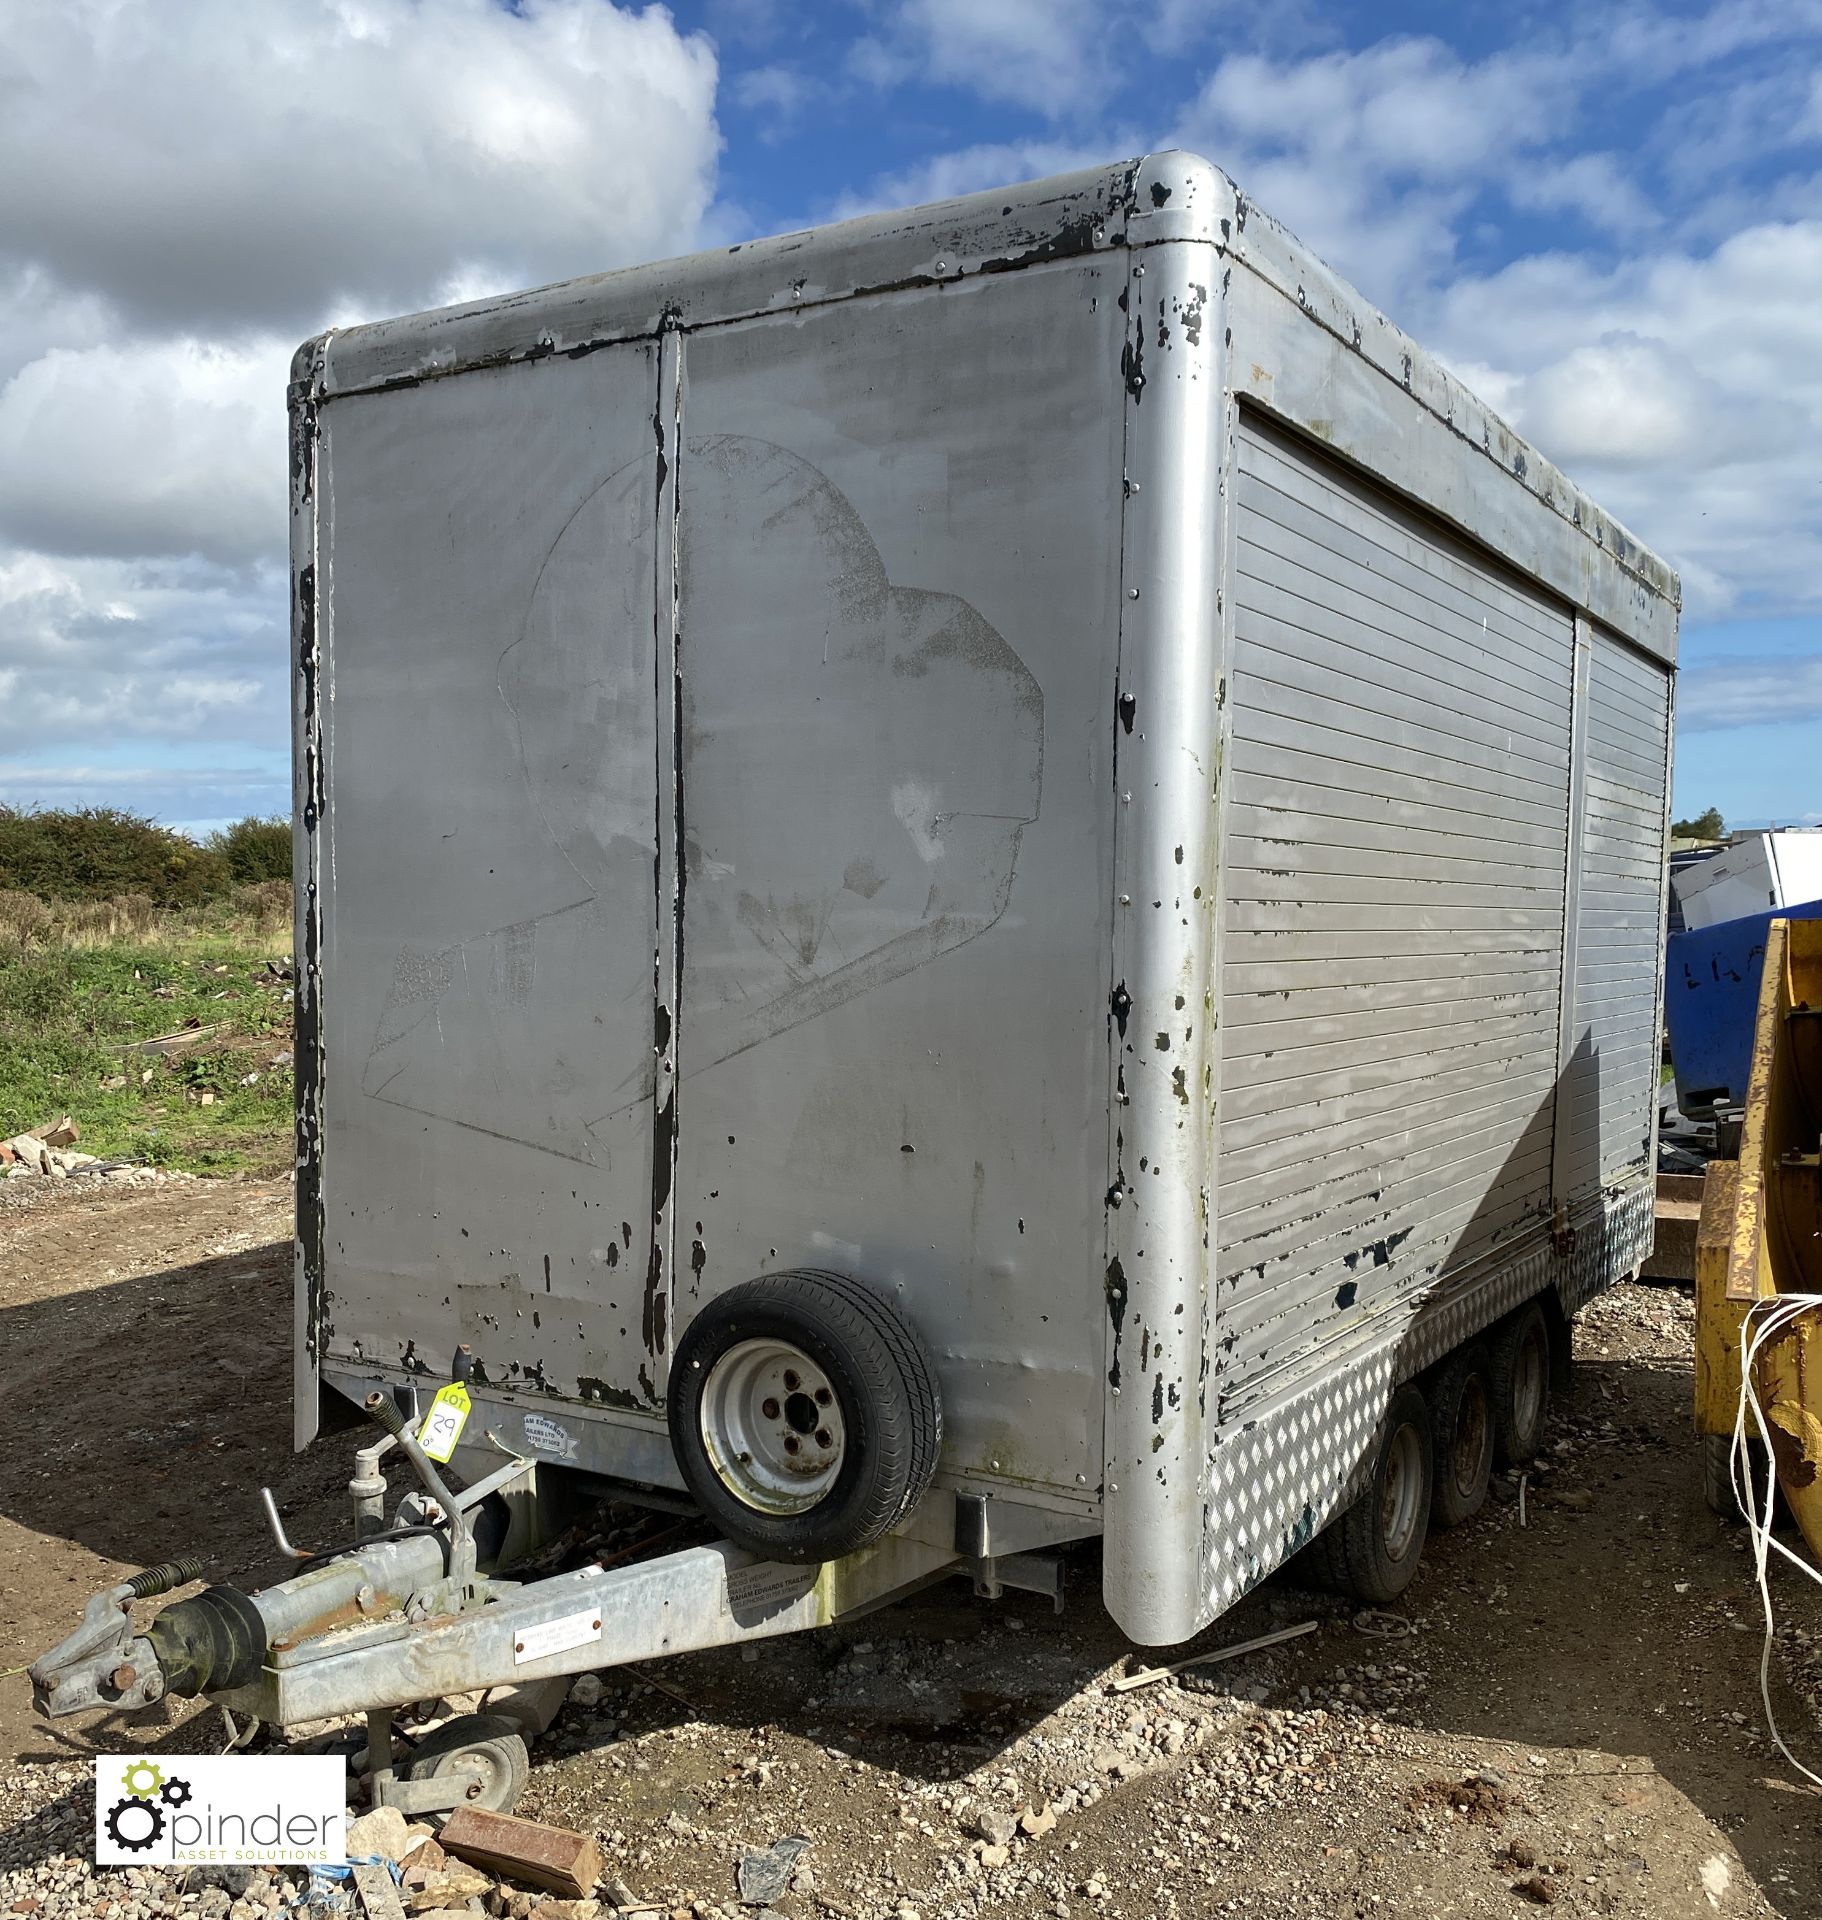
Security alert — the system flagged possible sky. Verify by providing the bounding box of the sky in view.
[1,0,1819,836]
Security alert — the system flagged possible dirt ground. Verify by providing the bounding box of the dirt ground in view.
[1,1176,1819,1919]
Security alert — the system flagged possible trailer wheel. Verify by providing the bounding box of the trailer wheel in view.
[406,1712,529,1816]
[1427,1343,1494,1529]
[1490,1301,1552,1467]
[1316,1384,1433,1605]
[669,1270,942,1563]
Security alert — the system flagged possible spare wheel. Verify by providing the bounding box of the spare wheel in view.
[668,1269,943,1563]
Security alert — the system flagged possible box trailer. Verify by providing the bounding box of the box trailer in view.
[34,153,1678,1806]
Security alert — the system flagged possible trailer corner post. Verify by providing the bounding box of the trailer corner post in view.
[289,329,330,1454]
[1100,155,1230,1646]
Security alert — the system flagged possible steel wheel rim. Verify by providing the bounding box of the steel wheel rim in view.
[699,1337,847,1514]
[1514,1326,1546,1442]
[431,1741,516,1807]
[1452,1377,1489,1496]
[1380,1422,1425,1563]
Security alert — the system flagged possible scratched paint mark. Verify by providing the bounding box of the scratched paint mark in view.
[677,436,1044,1074]
[360,434,1044,1164]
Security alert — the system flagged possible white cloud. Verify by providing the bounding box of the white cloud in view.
[0,548,284,757]
[826,137,1132,224]
[0,0,721,335]
[1171,36,1585,305]
[1193,40,1571,182]
[731,62,825,140]
[852,0,1110,118]
[0,338,290,565]
[1507,153,1660,237]
[1431,221,1822,616]
[1679,655,1822,730]
[0,0,722,827]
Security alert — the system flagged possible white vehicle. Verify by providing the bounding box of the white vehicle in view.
[1673,829,1822,930]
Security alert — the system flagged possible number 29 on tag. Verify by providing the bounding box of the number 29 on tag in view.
[418,1382,472,1463]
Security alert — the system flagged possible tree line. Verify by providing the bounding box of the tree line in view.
[0,807,291,907]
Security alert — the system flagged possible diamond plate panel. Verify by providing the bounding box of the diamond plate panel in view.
[1200,1173,1653,1617]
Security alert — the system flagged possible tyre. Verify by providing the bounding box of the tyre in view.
[1703,1431,1775,1523]
[406,1712,529,1816]
[1702,1432,1741,1520]
[1315,1383,1434,1605]
[668,1269,943,1563]
[1490,1300,1552,1468]
[1427,1342,1494,1529]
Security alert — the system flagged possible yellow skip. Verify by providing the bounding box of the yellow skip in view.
[1696,915,1822,1559]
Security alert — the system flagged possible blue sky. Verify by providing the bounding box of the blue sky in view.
[2,0,1819,834]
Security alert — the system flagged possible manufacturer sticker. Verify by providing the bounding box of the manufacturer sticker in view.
[522,1412,580,1460]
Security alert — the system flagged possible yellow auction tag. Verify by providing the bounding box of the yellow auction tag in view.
[418,1382,472,1463]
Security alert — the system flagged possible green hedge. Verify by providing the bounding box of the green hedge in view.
[208,815,293,885]
[0,807,291,907]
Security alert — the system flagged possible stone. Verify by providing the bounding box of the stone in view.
[350,1863,406,1920]
[346,1807,414,1864]
[188,1872,257,1898]
[977,1847,1010,1871]
[402,1867,493,1913]
[569,1675,605,1710]
[970,1809,1015,1848]
[1019,1808,1057,1839]
[400,1842,450,1887]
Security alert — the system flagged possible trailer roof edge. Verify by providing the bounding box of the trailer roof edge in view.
[304,149,1679,641]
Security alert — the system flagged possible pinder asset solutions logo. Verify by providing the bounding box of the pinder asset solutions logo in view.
[96,1755,345,1867]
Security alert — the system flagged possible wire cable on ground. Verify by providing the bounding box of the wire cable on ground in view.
[1730,1291,1822,1790]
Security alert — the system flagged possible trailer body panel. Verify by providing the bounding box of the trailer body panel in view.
[293,151,1678,1643]
[668,267,1128,1511]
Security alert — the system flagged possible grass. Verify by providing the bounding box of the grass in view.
[0,895,296,1177]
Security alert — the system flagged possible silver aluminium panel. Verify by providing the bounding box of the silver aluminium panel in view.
[669,261,1129,1513]
[1556,630,1674,1195]
[1217,414,1573,1418]
[306,346,669,1422]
